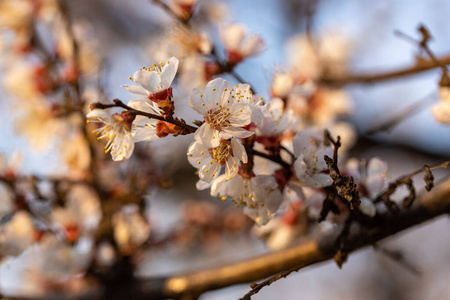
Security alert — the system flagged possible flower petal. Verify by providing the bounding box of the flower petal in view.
[127,99,160,114]
[121,84,148,96]
[87,109,111,122]
[160,57,179,89]
[134,70,160,93]
[194,123,219,148]
[204,78,231,109]
[231,138,247,163]
[221,126,253,140]
[189,88,209,115]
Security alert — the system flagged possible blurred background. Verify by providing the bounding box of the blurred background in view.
[1,0,450,299]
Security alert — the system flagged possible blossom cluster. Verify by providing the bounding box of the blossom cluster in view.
[84,50,389,229]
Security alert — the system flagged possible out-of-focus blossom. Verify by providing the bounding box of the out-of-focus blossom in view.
[87,109,135,161]
[252,199,307,250]
[187,138,247,182]
[0,184,14,219]
[432,86,450,124]
[287,87,353,128]
[345,157,388,217]
[151,25,211,61]
[52,185,101,242]
[287,31,351,81]
[0,0,57,52]
[196,0,230,25]
[14,98,65,150]
[169,0,199,20]
[189,78,254,147]
[61,135,91,179]
[211,174,283,225]
[4,63,54,100]
[0,151,22,176]
[96,242,116,267]
[0,211,34,257]
[113,205,150,255]
[293,129,333,187]
[220,24,264,65]
[271,72,295,99]
[55,20,100,77]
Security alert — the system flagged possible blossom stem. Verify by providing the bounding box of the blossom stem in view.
[249,148,291,170]
[92,100,198,133]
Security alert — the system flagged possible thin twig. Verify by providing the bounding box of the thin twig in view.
[374,246,421,277]
[92,100,198,133]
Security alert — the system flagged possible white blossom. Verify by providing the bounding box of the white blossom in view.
[211,174,283,225]
[113,205,150,254]
[293,128,333,187]
[257,98,293,137]
[220,24,264,64]
[87,109,135,161]
[0,211,34,257]
[432,86,450,124]
[189,78,254,147]
[52,185,102,239]
[272,72,295,99]
[121,57,179,97]
[345,157,388,217]
[187,138,247,183]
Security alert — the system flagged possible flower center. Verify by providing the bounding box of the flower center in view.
[210,140,233,164]
[204,108,230,129]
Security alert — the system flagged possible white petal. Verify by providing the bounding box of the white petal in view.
[222,127,254,139]
[210,175,228,196]
[359,197,376,217]
[160,57,179,89]
[134,70,160,93]
[187,141,210,167]
[189,88,209,115]
[194,123,219,148]
[224,155,240,180]
[199,161,220,183]
[121,84,148,96]
[204,78,231,109]
[310,173,333,188]
[227,104,252,127]
[196,179,211,191]
[133,127,158,142]
[87,109,111,122]
[250,105,263,123]
[231,138,247,163]
[221,24,245,50]
[127,99,160,114]
[241,34,264,56]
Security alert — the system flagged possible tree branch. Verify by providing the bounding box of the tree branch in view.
[92,177,450,300]
[320,54,450,86]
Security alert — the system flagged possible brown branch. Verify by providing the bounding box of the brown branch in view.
[320,54,450,86]
[375,161,450,210]
[91,99,198,133]
[153,178,450,300]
